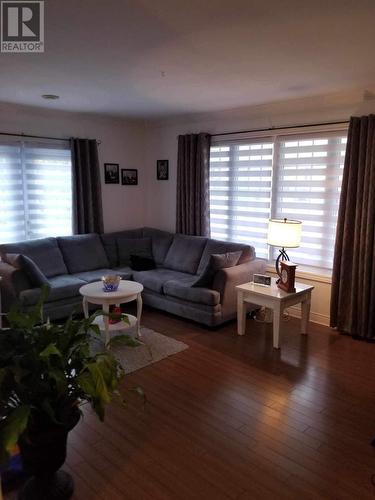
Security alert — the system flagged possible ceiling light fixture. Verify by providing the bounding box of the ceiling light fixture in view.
[41,94,60,100]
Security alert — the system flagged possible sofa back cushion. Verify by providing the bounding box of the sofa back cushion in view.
[117,237,152,266]
[197,239,255,275]
[142,227,174,265]
[4,254,50,287]
[57,234,109,274]
[163,234,207,274]
[0,237,67,278]
[100,229,143,267]
[193,251,242,288]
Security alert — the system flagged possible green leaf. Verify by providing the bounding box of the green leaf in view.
[30,284,50,326]
[38,284,51,306]
[10,364,30,384]
[77,368,107,421]
[79,363,110,401]
[7,306,34,330]
[88,323,101,338]
[77,371,96,397]
[41,399,60,425]
[6,285,50,330]
[48,368,68,393]
[108,334,141,348]
[95,354,124,390]
[121,314,131,325]
[39,343,62,358]
[0,405,31,464]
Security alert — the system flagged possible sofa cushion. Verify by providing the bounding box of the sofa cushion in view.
[3,253,49,287]
[197,239,255,275]
[142,227,174,265]
[132,268,192,293]
[117,237,152,266]
[0,237,67,278]
[57,234,109,274]
[101,229,143,267]
[19,275,86,306]
[163,234,207,274]
[72,267,131,283]
[164,278,220,306]
[193,251,242,288]
[111,266,133,280]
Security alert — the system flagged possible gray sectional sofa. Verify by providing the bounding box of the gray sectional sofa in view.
[0,227,265,326]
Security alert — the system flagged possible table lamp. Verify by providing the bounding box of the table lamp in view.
[267,218,302,280]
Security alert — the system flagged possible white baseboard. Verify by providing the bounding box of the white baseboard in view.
[287,305,330,327]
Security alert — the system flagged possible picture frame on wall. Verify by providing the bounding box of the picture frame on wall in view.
[121,168,138,185]
[104,163,119,184]
[157,159,169,180]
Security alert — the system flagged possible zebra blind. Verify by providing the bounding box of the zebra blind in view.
[209,140,273,260]
[0,140,73,243]
[209,128,347,270]
[273,132,347,269]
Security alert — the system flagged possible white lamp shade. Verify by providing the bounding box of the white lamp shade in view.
[267,219,302,248]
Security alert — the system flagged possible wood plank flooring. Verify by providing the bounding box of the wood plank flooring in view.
[5,307,375,499]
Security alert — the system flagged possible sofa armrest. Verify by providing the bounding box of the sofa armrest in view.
[212,259,266,319]
[0,261,31,312]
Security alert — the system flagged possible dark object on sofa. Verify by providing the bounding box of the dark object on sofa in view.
[117,237,152,265]
[130,255,156,271]
[0,228,265,326]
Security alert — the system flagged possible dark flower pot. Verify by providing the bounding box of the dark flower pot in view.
[18,406,80,500]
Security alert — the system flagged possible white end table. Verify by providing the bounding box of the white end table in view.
[236,279,314,349]
[79,280,143,346]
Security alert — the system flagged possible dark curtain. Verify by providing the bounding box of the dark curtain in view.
[330,115,375,340]
[176,133,211,236]
[70,138,104,234]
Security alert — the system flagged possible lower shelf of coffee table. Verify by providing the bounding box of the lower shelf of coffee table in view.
[92,313,137,332]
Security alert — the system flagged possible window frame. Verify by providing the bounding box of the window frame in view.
[210,123,348,274]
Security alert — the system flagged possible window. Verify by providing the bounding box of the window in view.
[0,140,73,243]
[209,128,347,270]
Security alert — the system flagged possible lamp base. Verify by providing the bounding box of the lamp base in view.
[275,247,290,281]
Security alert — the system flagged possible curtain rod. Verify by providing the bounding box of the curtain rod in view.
[0,131,101,144]
[211,120,349,137]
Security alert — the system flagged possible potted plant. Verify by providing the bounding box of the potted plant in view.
[0,287,139,499]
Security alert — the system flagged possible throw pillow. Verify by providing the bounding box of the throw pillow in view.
[4,253,50,287]
[130,255,156,271]
[192,251,242,288]
[117,237,152,265]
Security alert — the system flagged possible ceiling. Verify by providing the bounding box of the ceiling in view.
[1,0,375,119]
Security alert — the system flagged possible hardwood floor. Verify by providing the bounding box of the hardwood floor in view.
[6,307,375,499]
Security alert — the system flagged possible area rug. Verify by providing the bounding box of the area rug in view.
[100,326,189,374]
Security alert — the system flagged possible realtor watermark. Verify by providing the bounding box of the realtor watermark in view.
[1,1,44,52]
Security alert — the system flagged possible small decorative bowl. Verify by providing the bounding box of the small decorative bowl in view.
[102,275,121,292]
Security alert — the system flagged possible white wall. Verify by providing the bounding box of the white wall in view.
[0,102,147,232]
[143,88,375,325]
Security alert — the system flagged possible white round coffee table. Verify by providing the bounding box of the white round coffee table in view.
[79,280,143,346]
